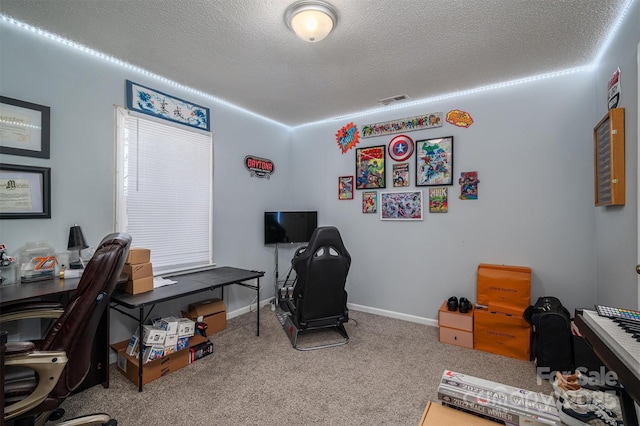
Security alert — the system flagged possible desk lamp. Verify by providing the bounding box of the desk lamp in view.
[67,224,89,269]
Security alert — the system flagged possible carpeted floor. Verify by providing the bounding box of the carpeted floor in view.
[56,307,552,425]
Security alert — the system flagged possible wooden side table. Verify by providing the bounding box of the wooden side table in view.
[438,300,473,348]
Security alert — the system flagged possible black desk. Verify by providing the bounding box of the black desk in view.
[109,266,265,391]
[0,276,110,392]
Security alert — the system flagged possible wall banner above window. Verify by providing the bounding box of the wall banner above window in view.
[126,80,210,131]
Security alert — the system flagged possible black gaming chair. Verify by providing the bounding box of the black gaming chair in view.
[280,226,351,350]
[2,232,131,426]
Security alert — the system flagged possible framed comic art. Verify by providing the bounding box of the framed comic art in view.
[338,176,354,200]
[415,136,453,186]
[355,145,386,189]
[0,163,51,219]
[392,163,409,187]
[0,96,51,159]
[362,191,377,213]
[380,190,423,221]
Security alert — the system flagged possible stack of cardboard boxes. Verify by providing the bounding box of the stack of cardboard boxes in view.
[121,247,153,295]
[473,263,532,361]
[182,298,227,335]
[112,315,206,387]
[124,316,196,362]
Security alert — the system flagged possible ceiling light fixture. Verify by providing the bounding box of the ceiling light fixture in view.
[285,0,337,43]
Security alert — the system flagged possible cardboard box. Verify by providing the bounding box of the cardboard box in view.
[125,335,139,357]
[164,333,178,347]
[477,263,531,309]
[438,300,474,349]
[177,336,189,351]
[473,308,531,360]
[142,345,164,363]
[136,325,167,346]
[189,340,214,363]
[438,300,473,331]
[122,262,153,280]
[182,298,226,334]
[122,276,154,295]
[437,370,560,426]
[112,335,208,387]
[177,318,195,337]
[419,401,496,425]
[157,316,180,335]
[126,247,151,265]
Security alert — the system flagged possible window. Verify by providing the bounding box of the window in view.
[115,107,213,274]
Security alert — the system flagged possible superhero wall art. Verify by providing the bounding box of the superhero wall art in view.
[355,145,386,189]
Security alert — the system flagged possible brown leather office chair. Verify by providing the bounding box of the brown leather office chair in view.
[2,232,131,426]
[280,226,351,350]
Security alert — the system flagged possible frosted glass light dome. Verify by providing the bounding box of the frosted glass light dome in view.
[285,1,337,43]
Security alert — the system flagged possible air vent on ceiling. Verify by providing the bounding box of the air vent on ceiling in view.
[377,94,410,106]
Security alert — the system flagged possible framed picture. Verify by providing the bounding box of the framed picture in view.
[0,96,51,159]
[380,190,423,221]
[415,136,454,186]
[362,191,377,213]
[392,163,410,187]
[355,145,386,189]
[338,176,354,200]
[0,163,51,219]
[429,187,448,213]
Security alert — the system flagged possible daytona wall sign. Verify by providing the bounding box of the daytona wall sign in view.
[245,155,274,179]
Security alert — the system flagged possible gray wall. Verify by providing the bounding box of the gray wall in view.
[593,0,639,310]
[0,3,638,345]
[291,72,598,321]
[0,22,292,342]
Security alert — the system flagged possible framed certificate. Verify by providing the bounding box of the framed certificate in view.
[0,163,51,219]
[0,96,51,159]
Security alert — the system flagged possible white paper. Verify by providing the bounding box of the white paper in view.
[153,276,177,288]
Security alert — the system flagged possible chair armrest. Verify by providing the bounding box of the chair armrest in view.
[4,350,68,421]
[0,303,64,323]
[6,341,36,356]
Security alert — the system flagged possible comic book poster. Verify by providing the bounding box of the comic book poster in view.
[415,136,453,186]
[380,191,423,220]
[355,145,386,189]
[392,163,410,187]
[338,176,353,200]
[429,187,448,213]
[362,191,377,213]
[459,171,479,200]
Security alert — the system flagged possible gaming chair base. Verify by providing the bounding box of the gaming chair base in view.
[282,314,349,351]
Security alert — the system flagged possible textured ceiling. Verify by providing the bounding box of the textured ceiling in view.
[0,0,632,126]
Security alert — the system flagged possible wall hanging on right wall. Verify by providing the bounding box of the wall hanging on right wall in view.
[458,171,479,200]
[593,107,625,206]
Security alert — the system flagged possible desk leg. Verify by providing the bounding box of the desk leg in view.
[256,277,260,336]
[138,307,143,392]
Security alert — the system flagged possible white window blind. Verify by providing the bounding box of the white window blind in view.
[115,108,213,274]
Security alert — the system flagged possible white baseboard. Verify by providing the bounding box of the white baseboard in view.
[347,303,438,328]
[226,297,274,319]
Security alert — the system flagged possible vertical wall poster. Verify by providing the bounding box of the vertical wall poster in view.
[459,171,480,200]
[416,137,453,186]
[338,176,354,200]
[429,187,448,213]
[392,163,410,187]
[362,191,378,213]
[356,145,386,189]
